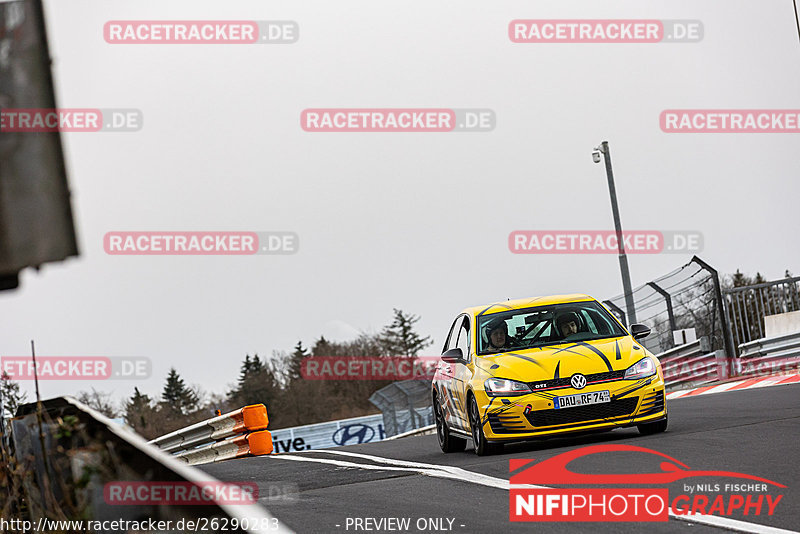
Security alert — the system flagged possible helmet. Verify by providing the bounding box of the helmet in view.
[555,311,581,331]
[483,318,507,344]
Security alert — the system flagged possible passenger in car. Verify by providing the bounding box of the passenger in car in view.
[555,311,582,339]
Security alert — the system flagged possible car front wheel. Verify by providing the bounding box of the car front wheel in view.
[434,393,466,453]
[637,415,668,435]
[468,395,503,456]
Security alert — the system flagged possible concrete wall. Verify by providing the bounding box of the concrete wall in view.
[765,310,800,338]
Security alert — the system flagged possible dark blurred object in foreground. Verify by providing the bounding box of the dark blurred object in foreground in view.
[0,0,78,291]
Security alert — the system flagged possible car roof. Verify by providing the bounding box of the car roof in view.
[464,293,596,317]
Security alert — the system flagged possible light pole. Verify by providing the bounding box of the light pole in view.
[593,141,637,326]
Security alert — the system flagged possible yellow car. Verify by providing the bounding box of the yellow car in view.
[432,294,667,455]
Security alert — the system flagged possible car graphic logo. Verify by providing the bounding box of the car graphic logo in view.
[570,374,587,389]
[332,424,375,446]
[509,444,785,487]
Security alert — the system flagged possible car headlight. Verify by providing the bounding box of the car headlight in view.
[484,378,532,396]
[624,357,657,379]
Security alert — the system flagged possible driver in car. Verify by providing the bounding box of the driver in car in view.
[486,320,516,352]
[556,311,582,339]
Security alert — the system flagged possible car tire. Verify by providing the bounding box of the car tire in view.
[637,415,668,435]
[434,393,466,453]
[468,395,503,456]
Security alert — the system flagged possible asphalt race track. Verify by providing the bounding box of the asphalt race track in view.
[201,383,800,534]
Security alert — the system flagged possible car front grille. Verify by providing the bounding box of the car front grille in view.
[524,397,639,427]
[527,370,626,392]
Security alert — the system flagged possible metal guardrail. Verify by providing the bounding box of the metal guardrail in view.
[149,404,273,465]
[174,430,274,466]
[735,331,800,378]
[656,331,800,391]
[7,396,291,533]
[656,337,727,390]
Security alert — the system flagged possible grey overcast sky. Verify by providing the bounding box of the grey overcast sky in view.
[2,0,799,405]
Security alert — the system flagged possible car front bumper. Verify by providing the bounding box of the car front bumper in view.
[477,376,667,441]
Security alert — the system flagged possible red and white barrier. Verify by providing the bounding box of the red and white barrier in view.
[666,372,800,400]
[657,331,800,394]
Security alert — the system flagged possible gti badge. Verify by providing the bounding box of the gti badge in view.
[570,373,587,390]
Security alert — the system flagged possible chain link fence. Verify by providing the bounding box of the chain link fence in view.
[606,255,798,358]
[605,256,733,356]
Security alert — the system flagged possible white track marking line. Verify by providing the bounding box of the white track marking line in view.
[301,449,533,488]
[265,453,512,489]
[270,451,797,533]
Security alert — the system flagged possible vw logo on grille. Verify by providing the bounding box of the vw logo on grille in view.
[570,374,587,390]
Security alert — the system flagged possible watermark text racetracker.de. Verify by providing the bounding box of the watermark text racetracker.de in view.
[660,110,800,133]
[301,109,495,132]
[509,231,702,254]
[104,480,299,505]
[509,20,703,43]
[104,481,258,506]
[667,357,799,381]
[104,231,298,255]
[1,356,150,380]
[0,108,142,132]
[104,20,298,44]
[301,356,440,380]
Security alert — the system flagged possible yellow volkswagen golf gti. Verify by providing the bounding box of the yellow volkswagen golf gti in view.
[432,294,667,455]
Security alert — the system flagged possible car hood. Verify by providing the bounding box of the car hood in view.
[475,336,647,382]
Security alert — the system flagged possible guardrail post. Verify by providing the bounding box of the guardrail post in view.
[646,281,677,347]
[691,256,737,361]
[713,349,729,381]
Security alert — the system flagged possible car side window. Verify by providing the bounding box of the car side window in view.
[583,308,611,335]
[581,310,598,334]
[456,317,471,361]
[443,316,462,354]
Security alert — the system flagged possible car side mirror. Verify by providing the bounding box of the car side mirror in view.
[630,323,651,340]
[441,348,464,363]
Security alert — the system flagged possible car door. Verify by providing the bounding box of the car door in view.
[436,314,469,430]
[449,315,474,431]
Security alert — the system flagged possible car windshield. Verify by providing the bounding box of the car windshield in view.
[477,300,627,355]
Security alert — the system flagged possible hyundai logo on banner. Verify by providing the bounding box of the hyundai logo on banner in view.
[332,424,376,446]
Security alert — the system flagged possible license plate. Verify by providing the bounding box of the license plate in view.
[554,390,611,409]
